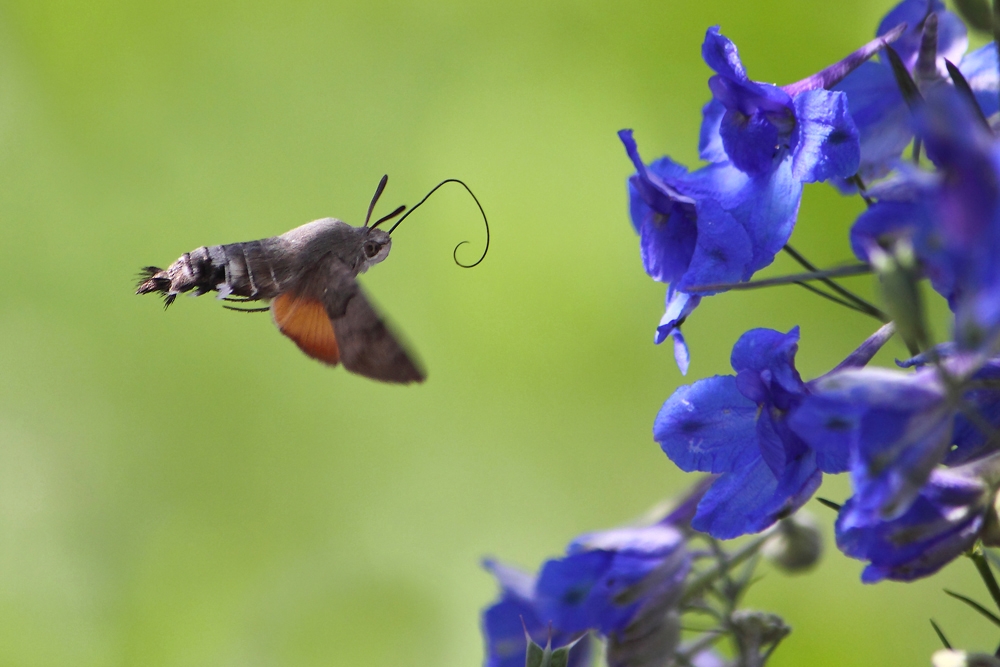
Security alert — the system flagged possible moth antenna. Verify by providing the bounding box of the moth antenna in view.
[386,178,490,268]
[369,204,406,229]
[364,174,390,227]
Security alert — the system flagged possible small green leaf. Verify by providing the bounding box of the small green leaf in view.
[546,645,573,667]
[523,633,584,667]
[930,618,953,649]
[944,589,1000,628]
[525,639,546,667]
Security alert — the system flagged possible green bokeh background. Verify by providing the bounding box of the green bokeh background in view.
[0,1,989,665]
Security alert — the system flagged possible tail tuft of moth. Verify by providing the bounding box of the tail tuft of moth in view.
[135,266,176,308]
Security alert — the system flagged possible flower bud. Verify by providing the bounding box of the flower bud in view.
[761,512,823,573]
[868,237,928,351]
[729,610,790,660]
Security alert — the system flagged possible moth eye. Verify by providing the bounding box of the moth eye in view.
[364,242,380,258]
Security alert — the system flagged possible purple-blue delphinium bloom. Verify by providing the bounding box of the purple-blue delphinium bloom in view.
[535,522,689,636]
[789,365,955,524]
[832,0,999,189]
[481,560,591,667]
[699,26,863,182]
[790,350,1000,529]
[622,26,902,371]
[481,486,710,667]
[836,452,1000,583]
[850,87,1000,350]
[653,325,894,539]
[655,328,819,538]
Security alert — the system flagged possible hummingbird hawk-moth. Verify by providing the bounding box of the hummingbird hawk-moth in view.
[136,176,487,384]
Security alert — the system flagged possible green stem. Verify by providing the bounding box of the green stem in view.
[782,245,890,323]
[680,533,770,605]
[971,547,1000,616]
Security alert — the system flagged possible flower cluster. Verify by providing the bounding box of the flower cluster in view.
[479,0,1000,664]
[627,0,1000,586]
[480,480,813,667]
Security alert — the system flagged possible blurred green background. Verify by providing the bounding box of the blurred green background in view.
[0,1,989,665]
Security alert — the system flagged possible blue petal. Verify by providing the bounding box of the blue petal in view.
[482,595,543,667]
[895,342,957,368]
[654,290,701,345]
[729,160,803,274]
[959,43,1000,120]
[637,201,698,285]
[719,108,781,175]
[536,551,614,634]
[537,525,687,635]
[569,524,684,557]
[832,60,911,185]
[699,99,727,162]
[948,362,1000,465]
[691,451,822,539]
[481,560,592,667]
[790,89,860,183]
[675,161,750,208]
[701,26,749,84]
[675,200,754,293]
[807,367,951,521]
[620,129,695,214]
[730,327,801,379]
[483,558,535,599]
[787,395,858,474]
[851,199,960,306]
[754,407,789,477]
[654,375,760,474]
[836,466,987,583]
[672,329,691,376]
[877,0,966,70]
[621,132,699,285]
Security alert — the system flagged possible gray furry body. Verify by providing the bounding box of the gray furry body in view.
[137,218,392,309]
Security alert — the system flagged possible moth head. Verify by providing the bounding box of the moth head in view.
[359,228,392,272]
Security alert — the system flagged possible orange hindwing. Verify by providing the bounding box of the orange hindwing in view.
[271,292,340,365]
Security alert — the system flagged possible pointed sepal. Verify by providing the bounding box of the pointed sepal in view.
[522,622,584,667]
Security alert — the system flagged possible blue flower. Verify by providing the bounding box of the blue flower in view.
[623,26,890,370]
[535,523,689,636]
[832,0,999,188]
[656,325,905,538]
[836,454,1000,583]
[481,560,591,667]
[481,496,701,667]
[790,351,1000,527]
[699,26,862,181]
[789,365,953,523]
[655,328,821,538]
[850,87,1000,350]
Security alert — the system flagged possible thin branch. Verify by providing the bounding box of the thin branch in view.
[815,497,842,512]
[684,265,874,294]
[944,589,1000,628]
[782,244,889,321]
[792,280,871,313]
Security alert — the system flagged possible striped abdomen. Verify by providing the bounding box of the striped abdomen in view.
[136,238,291,307]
